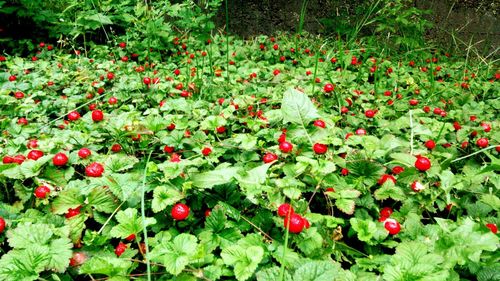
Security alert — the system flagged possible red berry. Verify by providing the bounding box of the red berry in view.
[365,110,376,118]
[284,214,305,234]
[8,75,16,82]
[91,110,104,122]
[380,207,393,218]
[2,156,14,164]
[279,141,293,153]
[85,162,104,177]
[409,99,419,106]
[68,111,81,121]
[277,203,294,217]
[355,128,367,135]
[425,140,436,150]
[453,121,462,131]
[378,174,396,185]
[411,181,425,192]
[263,153,278,163]
[313,119,326,128]
[415,156,431,172]
[163,145,175,153]
[480,123,491,132]
[27,150,44,160]
[384,218,401,235]
[115,242,127,257]
[486,223,498,234]
[78,148,92,159]
[325,187,335,192]
[143,77,151,85]
[34,185,50,199]
[323,83,334,93]
[65,207,81,219]
[108,97,118,105]
[53,152,69,166]
[111,144,122,152]
[313,143,328,154]
[0,217,5,233]
[202,147,212,156]
[392,166,404,174]
[119,42,126,48]
[171,203,190,220]
[125,234,136,241]
[27,139,38,149]
[216,126,226,134]
[476,138,489,148]
[341,168,349,176]
[69,252,87,267]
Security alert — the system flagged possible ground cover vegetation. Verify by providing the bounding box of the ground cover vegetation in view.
[0,0,499,280]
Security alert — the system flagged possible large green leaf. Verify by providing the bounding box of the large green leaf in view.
[281,88,320,125]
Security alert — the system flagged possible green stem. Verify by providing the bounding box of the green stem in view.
[141,151,153,281]
[279,205,292,281]
[225,0,230,85]
[451,145,497,163]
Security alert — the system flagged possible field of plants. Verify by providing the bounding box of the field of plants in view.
[0,0,499,281]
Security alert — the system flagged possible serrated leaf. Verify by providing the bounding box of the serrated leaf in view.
[336,198,356,215]
[51,188,84,214]
[151,186,184,213]
[110,208,156,239]
[350,218,377,242]
[47,238,73,272]
[105,155,139,172]
[281,88,320,125]
[88,187,119,213]
[191,165,240,189]
[148,233,199,276]
[7,222,53,249]
[293,260,354,281]
[0,246,50,281]
[222,245,264,281]
[80,255,131,277]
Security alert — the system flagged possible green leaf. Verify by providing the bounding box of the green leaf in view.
[105,155,139,172]
[293,260,355,281]
[84,13,113,25]
[110,208,156,239]
[80,255,131,277]
[350,218,377,243]
[47,238,73,272]
[191,164,240,189]
[88,187,119,213]
[374,182,405,201]
[221,245,264,281]
[0,246,50,281]
[257,267,292,281]
[235,163,271,186]
[297,227,323,256]
[151,186,184,213]
[51,188,84,214]
[281,88,320,125]
[149,233,199,276]
[7,222,53,249]
[336,198,356,215]
[390,153,417,167]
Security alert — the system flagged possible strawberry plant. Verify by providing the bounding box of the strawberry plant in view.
[0,27,498,281]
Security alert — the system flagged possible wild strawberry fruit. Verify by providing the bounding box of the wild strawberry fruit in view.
[284,213,305,234]
[480,122,491,132]
[341,168,349,176]
[27,139,38,149]
[486,223,498,234]
[125,234,136,241]
[324,83,334,93]
[392,166,404,174]
[108,96,118,105]
[279,141,293,153]
[409,99,419,106]
[355,128,367,135]
[476,138,489,148]
[115,242,127,257]
[85,162,104,177]
[384,218,401,235]
[379,207,393,219]
[263,152,278,163]
[415,156,431,172]
[92,110,104,122]
[0,217,5,233]
[69,252,87,267]
[313,119,326,128]
[27,150,44,160]
[170,153,181,162]
[2,156,14,164]
[411,181,425,192]
[171,203,190,220]
[143,77,151,85]
[78,148,91,159]
[216,126,226,134]
[119,42,126,48]
[313,143,328,154]
[68,111,81,121]
[325,187,335,192]
[277,203,294,217]
[34,185,50,199]
[65,207,81,219]
[365,110,376,118]
[453,121,461,131]
[425,140,436,150]
[8,75,16,82]
[53,152,68,166]
[378,174,396,185]
[202,147,212,156]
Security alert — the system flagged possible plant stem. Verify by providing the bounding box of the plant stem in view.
[451,145,497,163]
[141,151,153,281]
[409,110,414,155]
[279,205,292,281]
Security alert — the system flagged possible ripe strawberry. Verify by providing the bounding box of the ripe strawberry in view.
[279,141,293,153]
[305,140,327,155]
[392,166,404,174]
[78,148,92,159]
[277,203,294,217]
[216,126,226,134]
[174,69,180,76]
[202,147,212,156]
[65,207,81,219]
[69,252,87,267]
[325,187,335,192]
[480,123,491,132]
[125,234,136,241]
[108,96,118,105]
[68,111,81,121]
[453,121,462,131]
[85,162,104,177]
[115,242,127,257]
[27,139,38,149]
[2,156,14,164]
[409,99,419,106]
[119,42,126,48]
[384,218,401,235]
[323,83,334,93]
[163,145,175,153]
[170,153,181,162]
[486,223,498,234]
[355,128,367,135]
[378,174,396,185]
[476,138,489,148]
[111,144,122,152]
[411,181,425,192]
[143,77,151,85]
[12,155,26,164]
[171,203,190,220]
[8,75,16,82]
[92,110,104,122]
[14,91,24,99]
[284,213,305,234]
[415,156,431,172]
[34,185,50,199]
[27,150,44,160]
[365,110,376,118]
[379,207,393,219]
[313,119,326,128]
[425,140,436,150]
[53,152,68,166]
[0,217,5,233]
[341,168,349,176]
[263,153,278,163]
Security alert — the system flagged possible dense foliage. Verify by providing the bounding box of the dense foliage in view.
[0,1,499,280]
